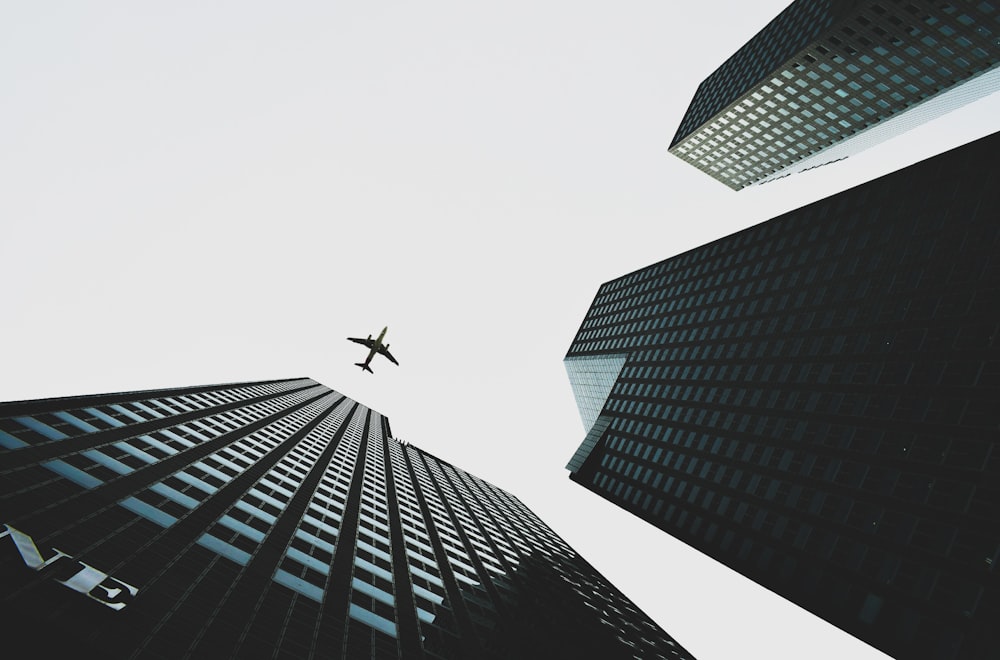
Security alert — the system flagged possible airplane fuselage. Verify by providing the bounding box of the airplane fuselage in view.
[348,326,397,373]
[359,327,388,368]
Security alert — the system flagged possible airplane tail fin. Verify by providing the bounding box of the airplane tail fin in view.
[356,362,374,373]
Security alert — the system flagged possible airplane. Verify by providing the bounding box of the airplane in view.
[347,326,399,373]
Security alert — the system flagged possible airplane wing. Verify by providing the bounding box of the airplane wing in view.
[378,346,399,366]
[347,337,376,348]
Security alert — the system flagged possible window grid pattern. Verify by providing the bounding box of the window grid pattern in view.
[422,458,499,644]
[1,381,692,659]
[272,396,355,599]
[0,379,310,451]
[566,134,1000,659]
[348,416,399,641]
[0,386,324,516]
[125,391,327,542]
[672,0,841,143]
[386,439,456,650]
[670,1,1000,189]
[407,448,493,638]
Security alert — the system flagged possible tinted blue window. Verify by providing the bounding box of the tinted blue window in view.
[348,603,397,637]
[43,459,101,488]
[121,496,178,528]
[54,411,100,433]
[16,416,67,440]
[199,533,252,566]
[84,407,125,428]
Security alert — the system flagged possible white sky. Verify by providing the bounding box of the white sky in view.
[3,2,998,658]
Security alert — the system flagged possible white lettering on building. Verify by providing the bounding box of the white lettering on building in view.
[0,523,138,610]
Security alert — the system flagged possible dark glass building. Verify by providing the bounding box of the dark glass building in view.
[669,1,1000,189]
[0,377,692,659]
[565,132,1000,659]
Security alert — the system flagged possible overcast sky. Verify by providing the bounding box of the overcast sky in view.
[3,2,998,658]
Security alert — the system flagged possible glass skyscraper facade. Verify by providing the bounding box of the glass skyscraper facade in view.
[565,132,1000,659]
[669,0,1000,189]
[0,377,692,659]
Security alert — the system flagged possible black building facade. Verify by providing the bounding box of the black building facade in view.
[565,132,1000,659]
[669,1,1000,189]
[0,378,692,659]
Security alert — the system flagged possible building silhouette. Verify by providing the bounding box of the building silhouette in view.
[565,132,1000,659]
[0,378,692,659]
[669,0,1000,189]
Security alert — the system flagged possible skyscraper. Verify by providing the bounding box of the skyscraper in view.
[669,1,1000,190]
[0,377,692,659]
[565,131,1000,659]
